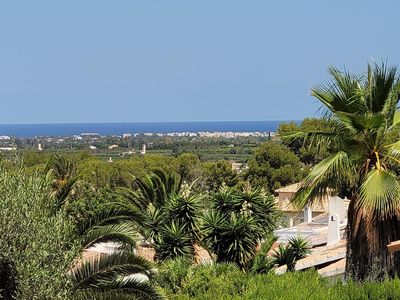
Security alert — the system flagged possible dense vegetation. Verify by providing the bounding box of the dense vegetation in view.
[156,262,400,300]
[2,62,400,299]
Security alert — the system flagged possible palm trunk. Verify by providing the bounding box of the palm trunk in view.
[346,199,400,280]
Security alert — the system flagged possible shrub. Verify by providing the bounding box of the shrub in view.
[0,169,80,299]
[161,263,400,300]
[155,258,192,294]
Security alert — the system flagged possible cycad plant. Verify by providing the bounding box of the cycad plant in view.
[284,62,400,280]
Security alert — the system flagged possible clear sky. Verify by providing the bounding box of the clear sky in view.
[0,1,398,124]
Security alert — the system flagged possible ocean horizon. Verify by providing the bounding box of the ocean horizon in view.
[0,121,300,138]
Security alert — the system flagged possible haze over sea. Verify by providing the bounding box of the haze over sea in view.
[0,121,298,138]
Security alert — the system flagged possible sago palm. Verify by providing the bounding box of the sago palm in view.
[284,62,400,280]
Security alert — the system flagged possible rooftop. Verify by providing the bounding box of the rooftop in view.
[275,182,301,194]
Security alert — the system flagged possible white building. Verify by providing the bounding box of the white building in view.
[141,144,146,155]
[274,196,349,278]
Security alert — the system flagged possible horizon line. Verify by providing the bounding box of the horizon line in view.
[0,119,303,126]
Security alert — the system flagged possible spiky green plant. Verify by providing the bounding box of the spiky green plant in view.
[155,222,194,261]
[165,193,203,241]
[249,235,278,274]
[202,186,279,269]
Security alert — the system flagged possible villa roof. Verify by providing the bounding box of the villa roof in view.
[275,196,329,213]
[275,239,347,276]
[275,182,301,194]
[318,258,346,277]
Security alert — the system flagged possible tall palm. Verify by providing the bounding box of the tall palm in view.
[284,63,400,280]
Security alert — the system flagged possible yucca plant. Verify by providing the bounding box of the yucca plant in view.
[202,212,264,269]
[155,222,194,261]
[287,236,311,262]
[165,193,203,241]
[272,237,310,272]
[284,62,400,279]
[272,244,293,268]
[202,185,279,269]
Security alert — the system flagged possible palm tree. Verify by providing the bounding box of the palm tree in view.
[45,154,79,212]
[71,208,165,299]
[284,62,400,280]
[128,169,181,210]
[70,251,165,300]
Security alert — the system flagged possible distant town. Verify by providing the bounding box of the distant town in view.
[0,131,275,162]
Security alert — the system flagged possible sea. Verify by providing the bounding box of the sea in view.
[0,121,298,138]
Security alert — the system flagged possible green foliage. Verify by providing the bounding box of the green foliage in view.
[278,118,334,165]
[71,251,165,300]
[125,169,203,261]
[176,152,201,183]
[0,169,80,299]
[46,154,80,212]
[166,193,203,240]
[202,186,278,269]
[245,141,302,192]
[272,237,311,271]
[155,222,195,261]
[158,264,400,300]
[66,185,125,222]
[249,235,277,274]
[155,258,191,294]
[202,160,239,191]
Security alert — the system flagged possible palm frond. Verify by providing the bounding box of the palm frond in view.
[358,168,400,216]
[81,222,138,250]
[77,206,144,236]
[71,252,165,300]
[292,151,354,208]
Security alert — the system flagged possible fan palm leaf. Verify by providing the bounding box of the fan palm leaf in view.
[284,62,400,279]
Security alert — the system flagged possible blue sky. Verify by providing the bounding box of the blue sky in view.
[0,1,398,124]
